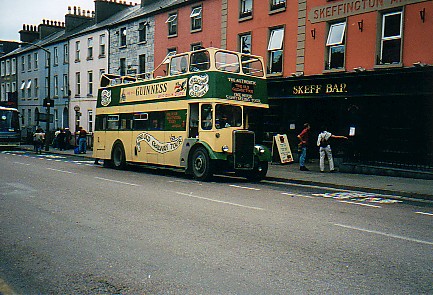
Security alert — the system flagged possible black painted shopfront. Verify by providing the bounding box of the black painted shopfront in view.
[266,66,433,172]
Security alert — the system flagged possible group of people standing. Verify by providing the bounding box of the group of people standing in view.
[297,123,348,172]
[33,126,87,154]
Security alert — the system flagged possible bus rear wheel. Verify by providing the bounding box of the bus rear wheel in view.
[112,143,126,170]
[191,146,213,181]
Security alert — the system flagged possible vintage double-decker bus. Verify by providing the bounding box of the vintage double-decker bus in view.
[94,47,271,181]
[0,106,20,148]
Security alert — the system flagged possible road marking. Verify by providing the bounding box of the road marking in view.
[229,184,261,191]
[334,223,433,246]
[281,192,315,199]
[95,176,141,187]
[13,161,30,166]
[338,200,381,208]
[46,168,77,174]
[176,191,265,211]
[415,211,433,217]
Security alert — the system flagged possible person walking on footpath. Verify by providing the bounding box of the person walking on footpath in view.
[317,126,348,172]
[33,128,45,154]
[297,123,311,171]
[77,126,88,154]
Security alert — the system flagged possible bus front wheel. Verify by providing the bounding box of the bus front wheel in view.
[246,160,268,182]
[112,143,126,170]
[191,147,213,181]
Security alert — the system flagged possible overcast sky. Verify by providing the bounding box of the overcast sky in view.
[0,0,95,41]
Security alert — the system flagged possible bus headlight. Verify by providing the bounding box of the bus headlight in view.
[222,145,229,152]
[256,146,265,154]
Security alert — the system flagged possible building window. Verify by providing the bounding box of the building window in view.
[88,71,93,95]
[166,13,178,36]
[119,58,126,76]
[99,34,106,56]
[240,0,253,19]
[5,60,10,75]
[239,33,252,54]
[190,6,202,31]
[34,78,38,98]
[27,79,32,98]
[88,110,93,132]
[379,11,402,65]
[45,52,50,68]
[0,84,5,101]
[139,54,146,74]
[87,37,93,59]
[270,0,286,11]
[11,58,16,75]
[64,44,68,63]
[267,27,284,74]
[326,22,346,70]
[120,28,127,47]
[54,47,59,65]
[21,56,25,72]
[27,54,31,71]
[138,22,147,43]
[63,74,68,97]
[75,41,80,61]
[0,61,4,76]
[34,53,38,69]
[20,80,25,98]
[76,72,81,96]
[54,75,58,97]
[28,109,31,126]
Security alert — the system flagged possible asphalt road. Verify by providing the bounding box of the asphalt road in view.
[1,150,432,294]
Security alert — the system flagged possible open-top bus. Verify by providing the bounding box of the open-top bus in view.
[94,47,271,181]
[0,106,20,147]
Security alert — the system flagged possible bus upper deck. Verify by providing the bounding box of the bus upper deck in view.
[97,47,268,109]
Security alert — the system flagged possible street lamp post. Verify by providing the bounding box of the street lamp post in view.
[20,41,51,151]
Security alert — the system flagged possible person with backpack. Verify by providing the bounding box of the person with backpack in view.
[317,126,348,172]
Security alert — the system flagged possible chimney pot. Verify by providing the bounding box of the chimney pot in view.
[74,6,77,14]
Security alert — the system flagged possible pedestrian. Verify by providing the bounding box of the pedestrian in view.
[317,126,348,172]
[33,128,45,154]
[77,126,87,154]
[57,128,66,151]
[297,123,310,171]
[64,128,72,149]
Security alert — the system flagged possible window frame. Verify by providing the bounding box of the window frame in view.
[240,0,253,19]
[120,27,127,47]
[267,27,284,75]
[239,33,252,54]
[270,0,286,12]
[379,11,402,65]
[138,22,147,43]
[87,37,93,60]
[326,21,346,70]
[166,12,178,37]
[190,5,202,31]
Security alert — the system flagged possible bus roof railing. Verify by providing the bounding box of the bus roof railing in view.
[99,47,266,88]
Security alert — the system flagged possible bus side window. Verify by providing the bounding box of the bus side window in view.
[133,113,148,130]
[107,115,119,130]
[170,54,188,75]
[190,50,210,72]
[201,104,213,130]
[215,51,240,73]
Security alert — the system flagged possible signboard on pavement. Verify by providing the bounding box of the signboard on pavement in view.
[273,134,294,164]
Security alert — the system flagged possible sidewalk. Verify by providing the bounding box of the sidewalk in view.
[19,145,433,202]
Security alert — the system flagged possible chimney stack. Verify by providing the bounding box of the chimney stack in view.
[19,24,39,43]
[38,19,65,39]
[65,5,95,32]
[94,0,135,23]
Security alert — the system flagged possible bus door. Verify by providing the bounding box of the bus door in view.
[132,112,149,164]
[189,103,199,138]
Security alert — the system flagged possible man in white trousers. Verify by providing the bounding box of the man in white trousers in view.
[317,127,348,172]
